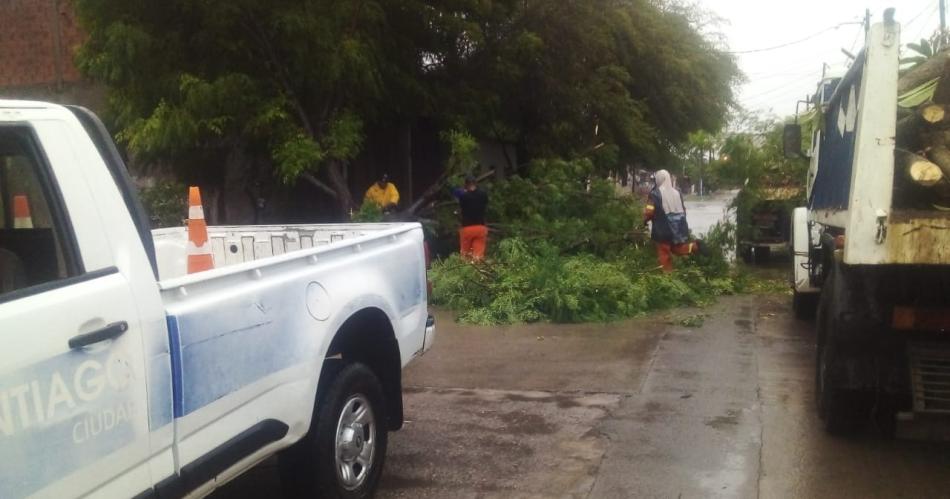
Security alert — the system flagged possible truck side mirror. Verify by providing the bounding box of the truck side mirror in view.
[783,124,802,159]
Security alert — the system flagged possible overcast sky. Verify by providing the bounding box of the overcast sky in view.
[701,0,942,119]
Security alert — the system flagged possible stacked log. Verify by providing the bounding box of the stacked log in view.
[895,54,950,209]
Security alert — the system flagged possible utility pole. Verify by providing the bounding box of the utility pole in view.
[864,9,871,42]
[941,0,947,37]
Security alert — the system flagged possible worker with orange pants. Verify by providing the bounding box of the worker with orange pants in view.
[453,175,489,261]
[644,170,699,272]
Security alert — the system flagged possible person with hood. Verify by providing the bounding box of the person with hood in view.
[644,170,698,272]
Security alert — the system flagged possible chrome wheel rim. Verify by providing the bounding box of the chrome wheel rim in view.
[334,393,376,490]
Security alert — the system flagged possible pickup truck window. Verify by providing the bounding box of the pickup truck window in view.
[0,127,79,298]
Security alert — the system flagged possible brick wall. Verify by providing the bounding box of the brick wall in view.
[0,0,103,109]
[0,0,84,87]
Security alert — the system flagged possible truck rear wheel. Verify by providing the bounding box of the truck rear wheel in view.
[279,363,388,498]
[814,265,869,435]
[816,338,860,434]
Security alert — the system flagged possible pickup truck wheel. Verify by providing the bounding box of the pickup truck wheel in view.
[280,363,388,498]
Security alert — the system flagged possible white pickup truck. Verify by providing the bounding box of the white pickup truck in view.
[0,100,435,498]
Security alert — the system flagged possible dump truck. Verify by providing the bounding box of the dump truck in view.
[787,12,950,435]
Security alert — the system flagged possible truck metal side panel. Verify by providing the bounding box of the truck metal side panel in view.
[810,52,863,211]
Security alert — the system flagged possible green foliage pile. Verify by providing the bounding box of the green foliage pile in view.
[487,159,641,255]
[428,158,753,325]
[430,239,741,325]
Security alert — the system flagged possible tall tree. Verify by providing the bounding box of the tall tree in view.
[76,0,427,214]
[75,0,740,218]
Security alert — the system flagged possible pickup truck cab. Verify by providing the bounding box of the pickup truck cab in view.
[0,100,434,498]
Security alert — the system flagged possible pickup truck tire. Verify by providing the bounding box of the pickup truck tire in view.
[279,363,388,498]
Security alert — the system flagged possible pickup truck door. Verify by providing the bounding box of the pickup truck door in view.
[0,123,152,498]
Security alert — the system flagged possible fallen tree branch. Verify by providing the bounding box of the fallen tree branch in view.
[300,172,338,198]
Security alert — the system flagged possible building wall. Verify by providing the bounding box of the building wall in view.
[0,0,103,108]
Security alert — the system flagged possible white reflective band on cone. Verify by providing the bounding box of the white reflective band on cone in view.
[189,205,205,220]
[186,240,212,255]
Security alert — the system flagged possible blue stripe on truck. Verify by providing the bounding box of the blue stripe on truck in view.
[166,315,185,418]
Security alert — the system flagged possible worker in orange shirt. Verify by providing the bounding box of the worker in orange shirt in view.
[644,170,698,272]
[364,173,400,213]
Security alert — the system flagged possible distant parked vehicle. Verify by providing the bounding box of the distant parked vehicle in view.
[737,186,800,264]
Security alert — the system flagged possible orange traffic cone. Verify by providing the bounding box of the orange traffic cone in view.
[13,194,33,229]
[187,186,214,274]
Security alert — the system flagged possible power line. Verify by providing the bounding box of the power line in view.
[741,72,824,103]
[748,70,828,81]
[728,22,862,54]
[903,2,938,32]
[742,82,821,111]
[908,4,940,44]
[848,18,864,53]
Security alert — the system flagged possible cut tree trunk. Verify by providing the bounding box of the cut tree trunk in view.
[921,129,950,149]
[933,58,950,104]
[897,114,925,152]
[919,103,947,124]
[896,104,950,152]
[899,51,950,95]
[897,150,945,187]
[926,144,950,179]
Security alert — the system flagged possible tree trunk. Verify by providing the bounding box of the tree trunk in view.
[223,144,256,224]
[897,114,924,152]
[896,104,950,152]
[899,51,950,95]
[922,129,950,149]
[403,169,497,216]
[920,103,947,124]
[926,144,950,179]
[325,159,355,216]
[933,58,950,104]
[897,150,943,187]
[401,121,413,203]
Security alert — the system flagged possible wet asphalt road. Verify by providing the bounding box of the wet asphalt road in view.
[683,190,738,239]
[213,293,950,498]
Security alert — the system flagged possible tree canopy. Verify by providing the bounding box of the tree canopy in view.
[74,0,740,216]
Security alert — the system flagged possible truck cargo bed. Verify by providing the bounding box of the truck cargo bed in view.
[152,223,415,281]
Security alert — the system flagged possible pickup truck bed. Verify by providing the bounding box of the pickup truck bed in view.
[0,100,432,499]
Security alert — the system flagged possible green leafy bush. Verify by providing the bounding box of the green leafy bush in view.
[138,179,188,228]
[487,158,641,256]
[352,200,383,222]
